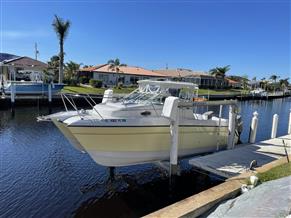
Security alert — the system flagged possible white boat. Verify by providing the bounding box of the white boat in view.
[0,70,64,95]
[250,88,267,97]
[39,80,242,167]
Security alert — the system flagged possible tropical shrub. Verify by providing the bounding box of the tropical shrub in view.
[79,76,89,84]
[89,79,102,88]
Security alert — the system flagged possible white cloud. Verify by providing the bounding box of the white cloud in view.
[1,30,50,39]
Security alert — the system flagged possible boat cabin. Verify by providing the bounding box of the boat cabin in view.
[122,80,198,105]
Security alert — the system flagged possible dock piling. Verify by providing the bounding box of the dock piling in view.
[48,83,52,103]
[162,96,180,176]
[288,109,291,135]
[227,105,236,149]
[271,114,279,139]
[10,83,15,115]
[48,83,52,113]
[249,111,259,143]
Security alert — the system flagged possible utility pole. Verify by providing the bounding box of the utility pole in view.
[35,43,39,60]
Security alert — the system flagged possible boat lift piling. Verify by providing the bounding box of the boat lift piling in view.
[162,98,238,178]
[10,82,15,115]
[227,105,236,149]
[288,109,291,135]
[48,83,52,113]
[248,111,259,143]
[162,97,180,177]
[271,114,279,138]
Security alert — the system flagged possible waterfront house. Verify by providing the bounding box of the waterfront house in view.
[78,64,166,86]
[154,68,229,89]
[225,78,242,88]
[0,53,48,81]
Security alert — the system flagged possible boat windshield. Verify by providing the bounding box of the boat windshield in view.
[122,84,194,105]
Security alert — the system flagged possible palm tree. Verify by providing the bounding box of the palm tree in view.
[107,58,127,85]
[46,55,60,82]
[279,78,289,90]
[64,61,82,80]
[270,75,279,83]
[52,15,71,84]
[241,75,249,90]
[209,65,230,88]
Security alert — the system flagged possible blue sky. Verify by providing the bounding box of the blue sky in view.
[1,0,290,79]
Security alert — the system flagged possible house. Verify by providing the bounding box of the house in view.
[154,68,197,79]
[225,78,241,88]
[0,53,19,62]
[0,53,48,81]
[77,64,107,79]
[154,68,229,89]
[78,64,166,86]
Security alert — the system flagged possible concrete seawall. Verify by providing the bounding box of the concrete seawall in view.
[145,134,291,217]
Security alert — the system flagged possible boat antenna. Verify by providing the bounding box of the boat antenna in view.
[35,42,39,60]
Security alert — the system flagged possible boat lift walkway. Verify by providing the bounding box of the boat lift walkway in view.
[189,134,291,178]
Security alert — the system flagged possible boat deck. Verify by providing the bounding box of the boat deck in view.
[189,134,291,178]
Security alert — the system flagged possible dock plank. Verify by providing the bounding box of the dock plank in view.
[189,135,291,178]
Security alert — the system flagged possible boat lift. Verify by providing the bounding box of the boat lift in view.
[161,97,239,176]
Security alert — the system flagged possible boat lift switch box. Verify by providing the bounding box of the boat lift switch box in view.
[162,96,179,120]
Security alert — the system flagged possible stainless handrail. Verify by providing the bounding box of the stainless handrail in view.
[60,93,104,120]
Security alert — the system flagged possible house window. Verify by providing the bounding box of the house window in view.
[130,76,139,84]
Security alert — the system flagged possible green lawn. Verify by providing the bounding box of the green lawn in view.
[198,89,249,95]
[62,86,136,94]
[257,162,291,183]
[62,85,249,96]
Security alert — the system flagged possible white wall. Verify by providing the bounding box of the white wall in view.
[93,72,163,87]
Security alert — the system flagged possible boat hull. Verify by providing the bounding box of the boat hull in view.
[65,125,229,166]
[4,83,64,95]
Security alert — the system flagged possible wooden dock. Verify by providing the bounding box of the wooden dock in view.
[189,134,291,178]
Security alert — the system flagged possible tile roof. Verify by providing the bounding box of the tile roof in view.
[226,78,240,84]
[79,64,107,72]
[4,56,47,68]
[0,53,20,62]
[93,64,166,77]
[154,68,210,77]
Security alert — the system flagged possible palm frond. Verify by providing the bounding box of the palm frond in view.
[52,15,71,40]
[107,59,115,64]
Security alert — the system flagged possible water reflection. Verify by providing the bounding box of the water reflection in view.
[0,97,290,217]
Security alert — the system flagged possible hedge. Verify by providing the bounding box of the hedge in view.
[89,79,103,88]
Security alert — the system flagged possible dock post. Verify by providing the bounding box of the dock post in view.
[48,83,52,113]
[11,82,15,115]
[169,103,179,176]
[271,114,279,138]
[227,105,236,149]
[48,83,52,103]
[161,96,180,176]
[249,111,259,143]
[169,114,179,175]
[288,109,291,135]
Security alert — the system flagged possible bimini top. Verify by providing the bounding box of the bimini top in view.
[137,80,198,90]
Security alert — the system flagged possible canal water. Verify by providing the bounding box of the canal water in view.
[0,97,290,218]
